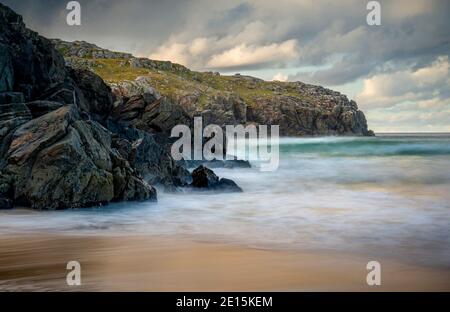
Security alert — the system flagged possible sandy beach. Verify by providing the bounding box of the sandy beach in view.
[0,234,449,292]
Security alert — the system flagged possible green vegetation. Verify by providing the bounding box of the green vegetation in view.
[57,46,316,107]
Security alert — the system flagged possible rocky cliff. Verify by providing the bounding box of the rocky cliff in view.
[1,4,226,210]
[51,40,374,137]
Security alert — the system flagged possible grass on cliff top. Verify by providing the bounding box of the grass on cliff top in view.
[79,58,314,107]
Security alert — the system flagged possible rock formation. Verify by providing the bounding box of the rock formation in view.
[51,40,374,137]
[0,3,160,209]
[191,166,243,193]
[0,4,238,210]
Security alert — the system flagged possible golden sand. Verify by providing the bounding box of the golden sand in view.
[0,235,449,291]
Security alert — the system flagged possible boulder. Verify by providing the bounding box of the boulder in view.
[191,165,242,192]
[191,165,219,188]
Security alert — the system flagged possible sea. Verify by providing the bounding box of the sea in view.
[1,133,449,268]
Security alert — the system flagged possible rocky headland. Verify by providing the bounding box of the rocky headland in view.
[52,39,373,137]
[0,4,372,210]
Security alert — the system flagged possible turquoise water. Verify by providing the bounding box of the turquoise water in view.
[280,135,450,157]
[1,134,450,267]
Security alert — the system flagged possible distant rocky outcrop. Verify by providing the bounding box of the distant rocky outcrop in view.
[51,39,133,60]
[0,4,239,210]
[51,39,374,137]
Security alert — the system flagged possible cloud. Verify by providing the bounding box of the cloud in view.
[356,56,450,132]
[272,73,288,82]
[206,40,299,70]
[148,42,189,66]
[367,100,450,132]
[189,37,209,56]
[356,56,450,109]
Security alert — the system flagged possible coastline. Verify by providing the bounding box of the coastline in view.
[1,234,449,291]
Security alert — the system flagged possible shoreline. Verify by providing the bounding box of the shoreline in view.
[0,234,449,291]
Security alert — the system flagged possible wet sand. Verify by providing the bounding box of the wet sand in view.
[0,235,449,291]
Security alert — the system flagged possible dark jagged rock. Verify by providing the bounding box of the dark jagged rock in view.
[0,4,190,209]
[216,178,243,193]
[2,105,156,209]
[68,67,114,117]
[0,4,66,100]
[191,165,242,193]
[0,197,12,209]
[104,119,192,190]
[0,102,32,158]
[0,43,13,92]
[0,92,24,104]
[191,165,219,188]
[25,101,65,118]
[111,89,192,135]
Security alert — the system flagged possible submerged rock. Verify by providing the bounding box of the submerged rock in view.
[191,165,242,193]
[216,178,243,193]
[191,165,219,188]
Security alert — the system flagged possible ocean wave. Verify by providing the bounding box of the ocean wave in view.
[279,136,450,157]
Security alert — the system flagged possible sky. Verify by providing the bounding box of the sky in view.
[3,0,449,132]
